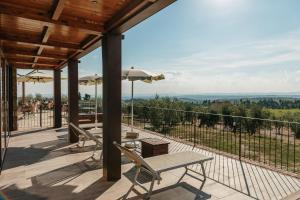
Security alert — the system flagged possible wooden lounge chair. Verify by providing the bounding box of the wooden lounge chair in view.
[113,141,213,199]
[69,123,103,160]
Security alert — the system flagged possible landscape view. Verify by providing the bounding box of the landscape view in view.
[16,0,300,183]
[1,0,300,200]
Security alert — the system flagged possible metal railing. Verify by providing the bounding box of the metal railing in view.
[79,100,102,114]
[17,104,54,129]
[122,105,300,175]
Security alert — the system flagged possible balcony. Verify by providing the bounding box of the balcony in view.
[1,121,299,200]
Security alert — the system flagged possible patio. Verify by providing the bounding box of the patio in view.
[1,126,299,200]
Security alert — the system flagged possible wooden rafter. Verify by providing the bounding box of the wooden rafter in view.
[13,64,54,70]
[0,33,82,51]
[52,0,66,20]
[0,3,103,35]
[4,53,65,60]
[33,0,66,68]
[106,0,176,33]
[10,61,58,67]
[3,49,66,60]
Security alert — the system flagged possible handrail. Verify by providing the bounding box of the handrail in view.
[129,105,300,125]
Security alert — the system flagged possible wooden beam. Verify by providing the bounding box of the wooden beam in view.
[57,38,102,70]
[102,33,122,181]
[34,0,65,68]
[11,61,57,67]
[52,0,66,20]
[105,0,149,31]
[0,33,82,51]
[41,27,52,43]
[13,64,54,70]
[4,51,66,60]
[106,0,176,33]
[54,69,62,128]
[67,59,79,143]
[81,35,102,50]
[0,3,103,35]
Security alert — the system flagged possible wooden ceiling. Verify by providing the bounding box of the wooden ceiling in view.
[0,0,175,70]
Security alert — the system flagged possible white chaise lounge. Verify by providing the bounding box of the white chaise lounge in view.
[69,123,103,160]
[113,141,213,199]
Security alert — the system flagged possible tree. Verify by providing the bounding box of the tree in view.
[35,93,42,101]
[245,105,270,135]
[198,110,219,128]
[25,94,33,102]
[222,104,234,129]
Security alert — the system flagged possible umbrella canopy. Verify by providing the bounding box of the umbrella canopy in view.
[17,71,53,83]
[122,67,165,133]
[78,75,102,85]
[122,67,164,83]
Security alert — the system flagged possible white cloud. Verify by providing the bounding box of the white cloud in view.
[17,30,300,97]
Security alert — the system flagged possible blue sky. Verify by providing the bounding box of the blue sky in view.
[18,0,300,97]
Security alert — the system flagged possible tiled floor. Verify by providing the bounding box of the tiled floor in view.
[0,126,299,200]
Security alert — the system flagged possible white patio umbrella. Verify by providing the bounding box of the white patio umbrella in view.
[17,71,53,83]
[78,74,102,127]
[122,67,165,132]
[17,70,66,103]
[17,71,53,104]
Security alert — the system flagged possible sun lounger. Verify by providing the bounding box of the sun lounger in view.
[113,141,213,199]
[79,122,103,130]
[69,123,103,160]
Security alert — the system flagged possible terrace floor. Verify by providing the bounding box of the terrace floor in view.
[0,126,299,200]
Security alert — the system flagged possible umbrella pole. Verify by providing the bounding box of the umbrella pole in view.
[22,82,25,105]
[131,80,134,132]
[95,82,98,128]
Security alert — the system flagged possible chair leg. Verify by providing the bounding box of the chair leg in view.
[177,166,188,184]
[123,167,141,200]
[199,163,206,190]
[145,177,156,199]
[99,150,103,161]
[91,144,99,158]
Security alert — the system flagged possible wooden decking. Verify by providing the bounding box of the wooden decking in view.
[0,126,299,200]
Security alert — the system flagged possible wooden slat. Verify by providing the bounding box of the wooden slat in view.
[4,51,66,60]
[0,3,103,35]
[11,61,58,67]
[0,32,82,51]
[13,64,54,70]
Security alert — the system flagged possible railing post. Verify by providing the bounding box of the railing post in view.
[40,105,42,127]
[193,115,196,147]
[239,118,242,160]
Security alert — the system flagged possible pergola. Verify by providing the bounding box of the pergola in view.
[0,0,176,180]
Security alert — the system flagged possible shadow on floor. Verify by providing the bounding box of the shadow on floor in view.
[120,182,211,200]
[1,177,115,200]
[3,134,101,170]
[10,127,54,138]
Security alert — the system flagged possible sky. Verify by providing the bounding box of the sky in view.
[17,0,300,98]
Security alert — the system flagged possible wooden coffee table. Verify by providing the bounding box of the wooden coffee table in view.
[141,138,170,158]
